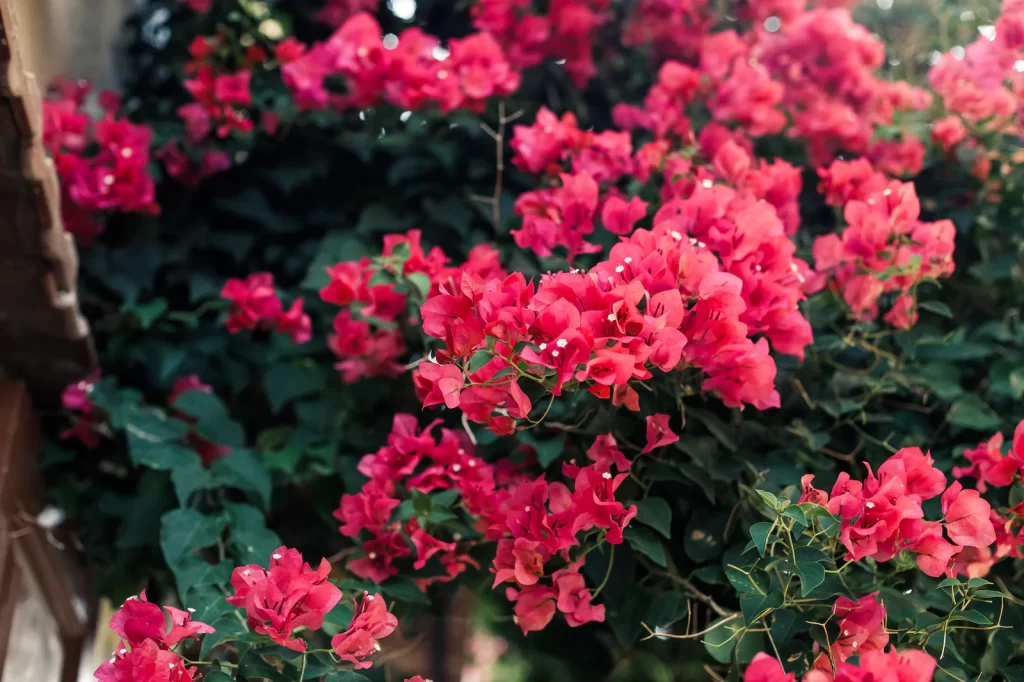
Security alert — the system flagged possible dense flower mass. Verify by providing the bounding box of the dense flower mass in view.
[800,447,996,578]
[333,414,644,634]
[282,13,519,113]
[221,273,311,344]
[812,164,956,328]
[744,648,938,682]
[43,80,159,243]
[320,231,504,382]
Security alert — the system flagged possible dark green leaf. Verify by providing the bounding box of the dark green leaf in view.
[199,616,249,658]
[755,490,779,510]
[381,579,430,605]
[238,648,291,682]
[264,364,326,413]
[740,590,783,625]
[173,390,246,447]
[771,609,800,645]
[212,449,273,510]
[635,498,672,539]
[797,562,826,596]
[160,509,226,568]
[170,451,215,505]
[919,301,953,319]
[949,610,992,625]
[645,592,688,629]
[624,526,667,567]
[748,522,773,557]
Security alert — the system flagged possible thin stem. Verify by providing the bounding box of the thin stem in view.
[299,652,308,681]
[591,545,616,600]
[639,613,740,641]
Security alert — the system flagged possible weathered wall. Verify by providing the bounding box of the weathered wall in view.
[14,0,132,89]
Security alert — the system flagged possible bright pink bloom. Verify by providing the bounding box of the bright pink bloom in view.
[743,653,795,682]
[227,547,343,651]
[941,482,996,548]
[221,273,283,333]
[643,414,679,453]
[831,593,888,662]
[330,593,399,669]
[954,433,1019,492]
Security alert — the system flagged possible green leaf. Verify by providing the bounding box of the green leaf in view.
[949,609,992,625]
[947,396,1001,431]
[645,592,688,629]
[797,562,826,596]
[688,407,738,452]
[748,522,773,557]
[212,449,273,510]
[684,513,727,563]
[381,579,430,605]
[740,590,783,626]
[173,390,246,447]
[967,577,993,588]
[406,271,432,299]
[635,498,672,539]
[624,526,667,567]
[202,672,236,682]
[516,430,563,469]
[238,648,291,682]
[469,349,493,373]
[125,407,190,469]
[122,298,168,328]
[771,609,800,645]
[919,301,953,319]
[703,616,743,663]
[781,506,807,527]
[937,577,962,589]
[170,451,215,505]
[325,673,371,682]
[199,616,249,659]
[226,503,282,561]
[160,509,226,568]
[264,364,326,413]
[755,490,780,510]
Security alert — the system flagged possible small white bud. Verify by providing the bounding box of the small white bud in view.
[602,472,613,480]
[556,338,568,348]
[615,265,625,273]
[670,231,682,241]
[624,257,633,264]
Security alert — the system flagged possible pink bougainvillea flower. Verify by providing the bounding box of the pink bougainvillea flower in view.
[643,414,679,453]
[941,482,996,548]
[830,593,888,662]
[227,546,342,651]
[743,653,795,682]
[331,592,399,669]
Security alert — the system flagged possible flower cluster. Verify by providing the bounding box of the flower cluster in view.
[181,35,259,140]
[744,648,937,682]
[221,273,311,343]
[483,446,638,634]
[471,0,608,86]
[812,164,956,329]
[619,3,930,163]
[419,161,814,428]
[227,546,344,651]
[282,13,519,113]
[929,0,1024,138]
[334,414,490,584]
[800,447,996,578]
[94,592,214,682]
[335,414,645,634]
[320,231,503,383]
[42,80,159,244]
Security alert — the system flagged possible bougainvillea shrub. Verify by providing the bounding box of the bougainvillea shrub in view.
[42,0,1024,680]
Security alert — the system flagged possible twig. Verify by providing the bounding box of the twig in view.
[477,102,523,233]
[659,572,732,617]
[640,614,739,641]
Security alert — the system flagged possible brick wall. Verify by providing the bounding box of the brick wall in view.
[0,0,96,397]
